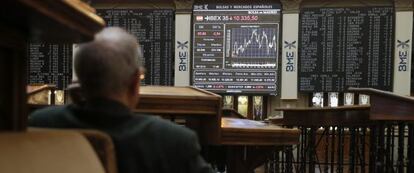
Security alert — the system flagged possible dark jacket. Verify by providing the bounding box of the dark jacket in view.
[29,98,213,173]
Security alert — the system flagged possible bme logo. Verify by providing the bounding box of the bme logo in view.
[284,41,296,49]
[177,41,189,71]
[284,41,296,72]
[396,39,410,72]
[177,41,188,50]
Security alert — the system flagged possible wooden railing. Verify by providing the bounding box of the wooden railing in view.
[267,88,414,173]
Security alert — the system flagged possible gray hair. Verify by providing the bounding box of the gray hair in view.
[74,27,144,98]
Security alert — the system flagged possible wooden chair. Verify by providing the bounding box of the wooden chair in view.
[30,128,118,173]
[0,129,105,173]
[78,129,118,173]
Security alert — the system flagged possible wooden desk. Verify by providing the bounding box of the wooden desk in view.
[136,86,300,145]
[349,87,414,121]
[137,86,222,144]
[221,117,299,145]
[136,86,300,173]
[272,106,371,126]
[137,86,221,116]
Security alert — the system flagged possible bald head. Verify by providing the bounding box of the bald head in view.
[74,27,143,99]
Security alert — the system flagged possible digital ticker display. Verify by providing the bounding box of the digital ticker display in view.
[298,7,394,92]
[28,43,72,89]
[192,4,281,94]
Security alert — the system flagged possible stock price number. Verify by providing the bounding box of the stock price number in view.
[232,15,259,21]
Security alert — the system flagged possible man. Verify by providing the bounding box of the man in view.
[29,27,214,173]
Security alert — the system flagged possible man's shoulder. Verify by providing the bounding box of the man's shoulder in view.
[29,105,76,127]
[31,105,71,116]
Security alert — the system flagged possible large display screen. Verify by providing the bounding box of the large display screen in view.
[298,7,394,92]
[192,4,281,94]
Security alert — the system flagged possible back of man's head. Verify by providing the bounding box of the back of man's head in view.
[74,27,143,98]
